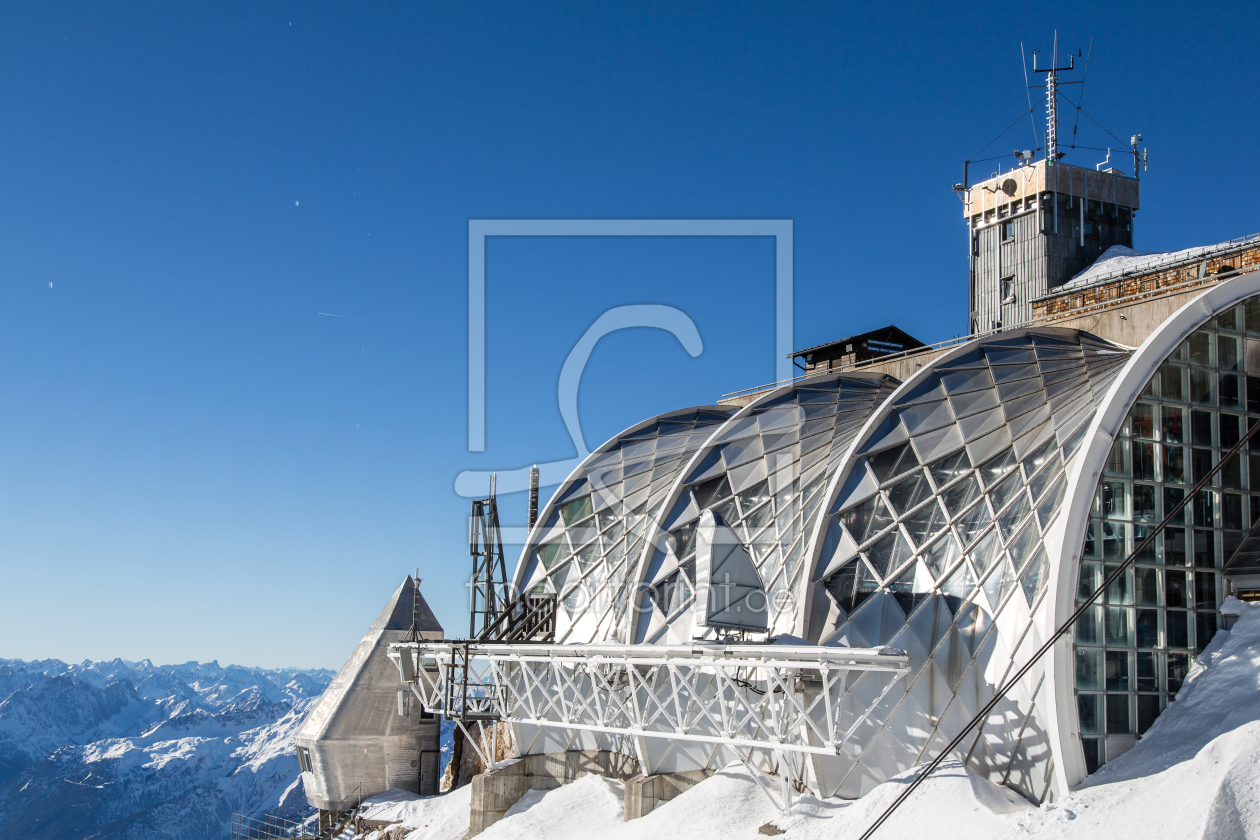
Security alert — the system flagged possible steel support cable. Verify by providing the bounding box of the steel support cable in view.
[859,415,1260,840]
[969,94,1047,163]
[1070,38,1094,147]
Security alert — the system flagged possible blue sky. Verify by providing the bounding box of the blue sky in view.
[2,2,1257,669]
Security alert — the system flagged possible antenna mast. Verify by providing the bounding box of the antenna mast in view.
[1032,32,1076,166]
[469,474,509,639]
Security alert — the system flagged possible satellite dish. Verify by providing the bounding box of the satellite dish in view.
[692,509,769,635]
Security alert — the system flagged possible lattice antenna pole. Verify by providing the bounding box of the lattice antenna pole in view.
[1032,32,1077,165]
[469,474,511,640]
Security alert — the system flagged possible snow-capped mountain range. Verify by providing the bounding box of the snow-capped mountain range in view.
[0,657,332,840]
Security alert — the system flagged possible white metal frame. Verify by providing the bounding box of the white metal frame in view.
[389,641,909,810]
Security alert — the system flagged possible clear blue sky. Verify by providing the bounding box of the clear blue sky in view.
[2,2,1256,669]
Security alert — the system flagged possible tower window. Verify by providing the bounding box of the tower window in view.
[1001,221,1014,241]
[1001,277,1015,303]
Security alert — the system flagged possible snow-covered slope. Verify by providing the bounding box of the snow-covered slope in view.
[0,657,332,840]
[360,597,1260,840]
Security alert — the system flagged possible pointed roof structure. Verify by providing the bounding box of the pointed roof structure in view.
[294,576,444,810]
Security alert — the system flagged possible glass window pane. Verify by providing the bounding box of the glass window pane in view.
[1082,737,1102,773]
[1161,364,1186,402]
[1105,564,1134,605]
[1164,526,1188,565]
[1137,694,1162,734]
[1189,330,1213,366]
[1076,648,1103,691]
[1161,406,1184,443]
[1078,562,1103,601]
[1167,653,1190,692]
[1135,567,1159,605]
[1133,443,1156,481]
[1166,609,1190,649]
[1077,605,1104,646]
[1136,608,1160,648]
[1220,374,1242,409]
[1103,481,1130,520]
[1133,483,1157,521]
[1106,439,1131,477]
[1193,530,1216,568]
[1105,606,1134,646]
[1105,650,1131,690]
[1107,694,1134,734]
[1191,410,1214,446]
[1137,651,1160,691]
[1218,334,1241,371]
[1078,693,1104,735]
[1196,611,1219,653]
[1131,403,1155,438]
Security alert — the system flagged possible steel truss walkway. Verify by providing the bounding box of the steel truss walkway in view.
[388,640,909,809]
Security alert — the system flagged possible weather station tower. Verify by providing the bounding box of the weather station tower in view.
[959,38,1147,333]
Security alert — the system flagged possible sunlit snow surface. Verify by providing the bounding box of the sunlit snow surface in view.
[363,598,1260,840]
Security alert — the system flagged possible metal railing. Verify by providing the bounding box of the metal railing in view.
[720,332,983,402]
[229,812,316,840]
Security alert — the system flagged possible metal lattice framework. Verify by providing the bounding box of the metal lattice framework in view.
[389,641,909,802]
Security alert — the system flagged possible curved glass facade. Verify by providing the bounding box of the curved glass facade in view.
[503,271,1260,805]
[634,373,900,644]
[1072,295,1260,773]
[516,406,736,643]
[806,329,1129,798]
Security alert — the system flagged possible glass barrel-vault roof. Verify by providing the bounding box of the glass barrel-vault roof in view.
[634,372,901,644]
[514,405,736,644]
[803,328,1130,800]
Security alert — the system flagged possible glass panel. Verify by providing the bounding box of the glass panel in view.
[1218,334,1241,371]
[955,499,994,546]
[840,495,894,545]
[979,447,1018,487]
[1133,483,1157,521]
[1190,367,1216,406]
[1220,374,1242,409]
[1137,651,1160,691]
[1196,612,1219,652]
[1078,562,1103,601]
[1077,604,1104,645]
[942,475,981,518]
[864,529,914,580]
[1136,608,1160,648]
[1133,443,1156,482]
[886,471,931,515]
[1162,445,1186,483]
[1107,694,1134,735]
[1134,567,1159,605]
[902,499,948,546]
[923,531,962,580]
[1078,694,1104,735]
[990,470,1026,511]
[1167,653,1190,692]
[928,449,971,487]
[1194,529,1217,568]
[1130,403,1155,438]
[1166,609,1190,649]
[1137,695,1162,734]
[1105,564,1134,605]
[1076,649,1103,691]
[1161,406,1184,442]
[1161,364,1186,403]
[1105,650,1131,690]
[1106,439,1131,477]
[1102,481,1130,520]
[1188,330,1213,366]
[1105,607,1134,646]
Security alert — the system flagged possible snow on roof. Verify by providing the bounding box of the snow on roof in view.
[1062,233,1260,291]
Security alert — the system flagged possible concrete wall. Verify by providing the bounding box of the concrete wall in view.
[467,751,713,835]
